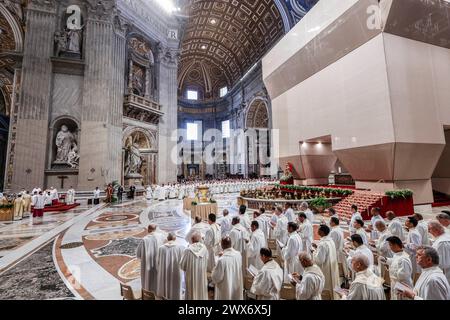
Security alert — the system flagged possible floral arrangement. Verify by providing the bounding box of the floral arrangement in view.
[191,201,198,206]
[273,184,354,196]
[309,197,332,211]
[0,203,14,210]
[385,189,413,199]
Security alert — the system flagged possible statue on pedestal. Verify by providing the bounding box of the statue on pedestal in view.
[54,125,78,167]
[124,135,143,177]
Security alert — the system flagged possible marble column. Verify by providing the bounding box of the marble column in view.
[157,46,179,184]
[77,6,125,190]
[10,1,56,191]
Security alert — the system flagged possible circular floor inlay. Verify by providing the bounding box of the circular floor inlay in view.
[60,242,84,249]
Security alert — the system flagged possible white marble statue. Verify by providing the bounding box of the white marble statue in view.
[55,125,77,164]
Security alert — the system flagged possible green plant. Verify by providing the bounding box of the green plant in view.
[385,189,413,199]
[309,197,331,210]
[191,201,198,206]
[210,199,217,204]
[0,204,14,210]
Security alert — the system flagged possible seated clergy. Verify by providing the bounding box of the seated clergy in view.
[211,237,243,300]
[292,252,325,300]
[341,254,386,300]
[250,248,284,300]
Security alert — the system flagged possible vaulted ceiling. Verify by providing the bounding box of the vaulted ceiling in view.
[178,0,286,100]
[178,0,318,101]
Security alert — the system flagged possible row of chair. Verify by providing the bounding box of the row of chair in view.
[120,283,168,300]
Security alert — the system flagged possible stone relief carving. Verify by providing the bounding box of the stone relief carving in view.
[156,43,180,67]
[55,27,83,57]
[86,0,116,22]
[28,0,57,12]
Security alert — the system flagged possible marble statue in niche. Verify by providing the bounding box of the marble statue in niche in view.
[54,27,84,57]
[54,125,79,168]
[124,135,143,176]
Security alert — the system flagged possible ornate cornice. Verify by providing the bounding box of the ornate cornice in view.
[156,43,179,67]
[27,0,57,13]
[86,0,116,23]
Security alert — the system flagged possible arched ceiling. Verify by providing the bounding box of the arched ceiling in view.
[178,0,319,101]
[178,0,286,100]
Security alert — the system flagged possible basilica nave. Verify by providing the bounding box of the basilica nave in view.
[1,0,450,302]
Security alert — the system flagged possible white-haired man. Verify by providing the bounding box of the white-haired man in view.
[429,221,450,283]
[340,254,386,300]
[156,233,184,300]
[291,252,325,300]
[180,232,209,300]
[401,246,450,300]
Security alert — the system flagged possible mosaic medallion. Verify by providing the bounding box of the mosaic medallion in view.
[91,237,142,258]
[118,258,140,280]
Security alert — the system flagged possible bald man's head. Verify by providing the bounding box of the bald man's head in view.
[351,254,370,272]
[375,220,386,232]
[428,221,445,237]
[191,232,202,243]
[148,224,157,233]
[298,252,313,268]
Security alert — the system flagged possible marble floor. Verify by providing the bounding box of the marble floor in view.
[0,194,448,300]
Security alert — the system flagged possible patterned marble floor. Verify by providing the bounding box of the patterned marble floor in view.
[0,193,447,300]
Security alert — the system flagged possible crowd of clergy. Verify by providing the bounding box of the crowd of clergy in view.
[136,203,450,300]
[143,179,274,202]
[0,186,76,223]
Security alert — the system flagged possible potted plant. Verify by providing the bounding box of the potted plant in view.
[309,197,331,213]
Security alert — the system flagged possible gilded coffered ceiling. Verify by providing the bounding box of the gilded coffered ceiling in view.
[178,0,286,100]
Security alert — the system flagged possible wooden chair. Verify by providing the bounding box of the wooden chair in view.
[120,283,141,300]
[280,283,296,300]
[142,289,156,300]
[244,276,257,300]
[274,255,284,268]
[268,239,277,251]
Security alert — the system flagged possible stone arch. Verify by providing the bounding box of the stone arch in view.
[245,97,270,129]
[122,126,157,151]
[0,3,24,52]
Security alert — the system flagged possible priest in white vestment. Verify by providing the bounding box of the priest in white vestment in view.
[254,210,269,240]
[239,205,251,230]
[284,203,296,223]
[66,187,76,205]
[298,213,313,252]
[282,222,304,282]
[247,221,266,271]
[382,236,413,300]
[204,214,221,272]
[329,217,348,279]
[250,248,284,300]
[312,225,340,300]
[346,234,375,271]
[211,237,243,300]
[217,209,232,237]
[436,212,450,231]
[156,233,185,300]
[299,202,314,223]
[136,224,166,292]
[292,252,325,300]
[414,213,430,245]
[229,217,250,276]
[405,216,423,276]
[401,247,450,300]
[340,254,386,300]
[179,232,209,300]
[271,207,288,249]
[386,211,405,241]
[429,221,450,283]
[185,216,209,244]
[353,219,369,246]
[145,186,153,201]
[348,205,362,234]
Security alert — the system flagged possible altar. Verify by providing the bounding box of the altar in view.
[191,202,218,221]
